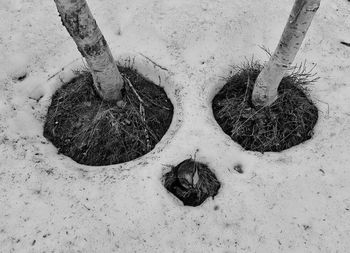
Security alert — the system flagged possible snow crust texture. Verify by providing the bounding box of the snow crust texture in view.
[1,0,350,252]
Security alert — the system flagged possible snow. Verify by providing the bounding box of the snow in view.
[1,0,350,252]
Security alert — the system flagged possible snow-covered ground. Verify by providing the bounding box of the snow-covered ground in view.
[1,0,350,252]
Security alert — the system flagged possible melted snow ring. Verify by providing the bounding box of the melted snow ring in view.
[42,53,184,166]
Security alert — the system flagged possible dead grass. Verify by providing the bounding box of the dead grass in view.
[212,61,319,152]
[43,67,173,166]
[163,159,221,207]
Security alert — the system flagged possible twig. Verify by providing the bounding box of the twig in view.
[139,53,169,71]
[140,93,171,110]
[124,77,151,150]
[124,77,145,104]
[47,58,82,81]
[258,45,272,56]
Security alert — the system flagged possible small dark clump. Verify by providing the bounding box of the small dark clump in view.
[233,164,243,174]
[16,73,27,81]
[212,61,318,152]
[43,67,173,166]
[163,159,221,207]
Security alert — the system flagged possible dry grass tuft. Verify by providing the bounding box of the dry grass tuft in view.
[212,61,318,152]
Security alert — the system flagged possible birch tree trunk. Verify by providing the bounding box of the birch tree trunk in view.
[251,0,320,107]
[53,0,123,101]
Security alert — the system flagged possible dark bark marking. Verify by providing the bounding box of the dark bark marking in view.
[83,37,107,56]
[340,41,350,47]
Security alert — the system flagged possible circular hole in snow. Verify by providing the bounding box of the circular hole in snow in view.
[233,163,243,174]
[43,66,173,166]
[163,159,221,207]
[212,61,318,152]
[15,73,28,82]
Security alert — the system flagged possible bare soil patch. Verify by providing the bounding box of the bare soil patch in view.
[212,61,318,152]
[44,67,173,165]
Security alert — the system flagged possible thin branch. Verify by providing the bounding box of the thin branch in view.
[124,77,151,150]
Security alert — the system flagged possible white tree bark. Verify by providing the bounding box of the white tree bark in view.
[53,0,123,101]
[252,0,320,107]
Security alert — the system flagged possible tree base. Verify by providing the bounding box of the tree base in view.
[43,67,173,166]
[163,159,221,207]
[212,61,318,152]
